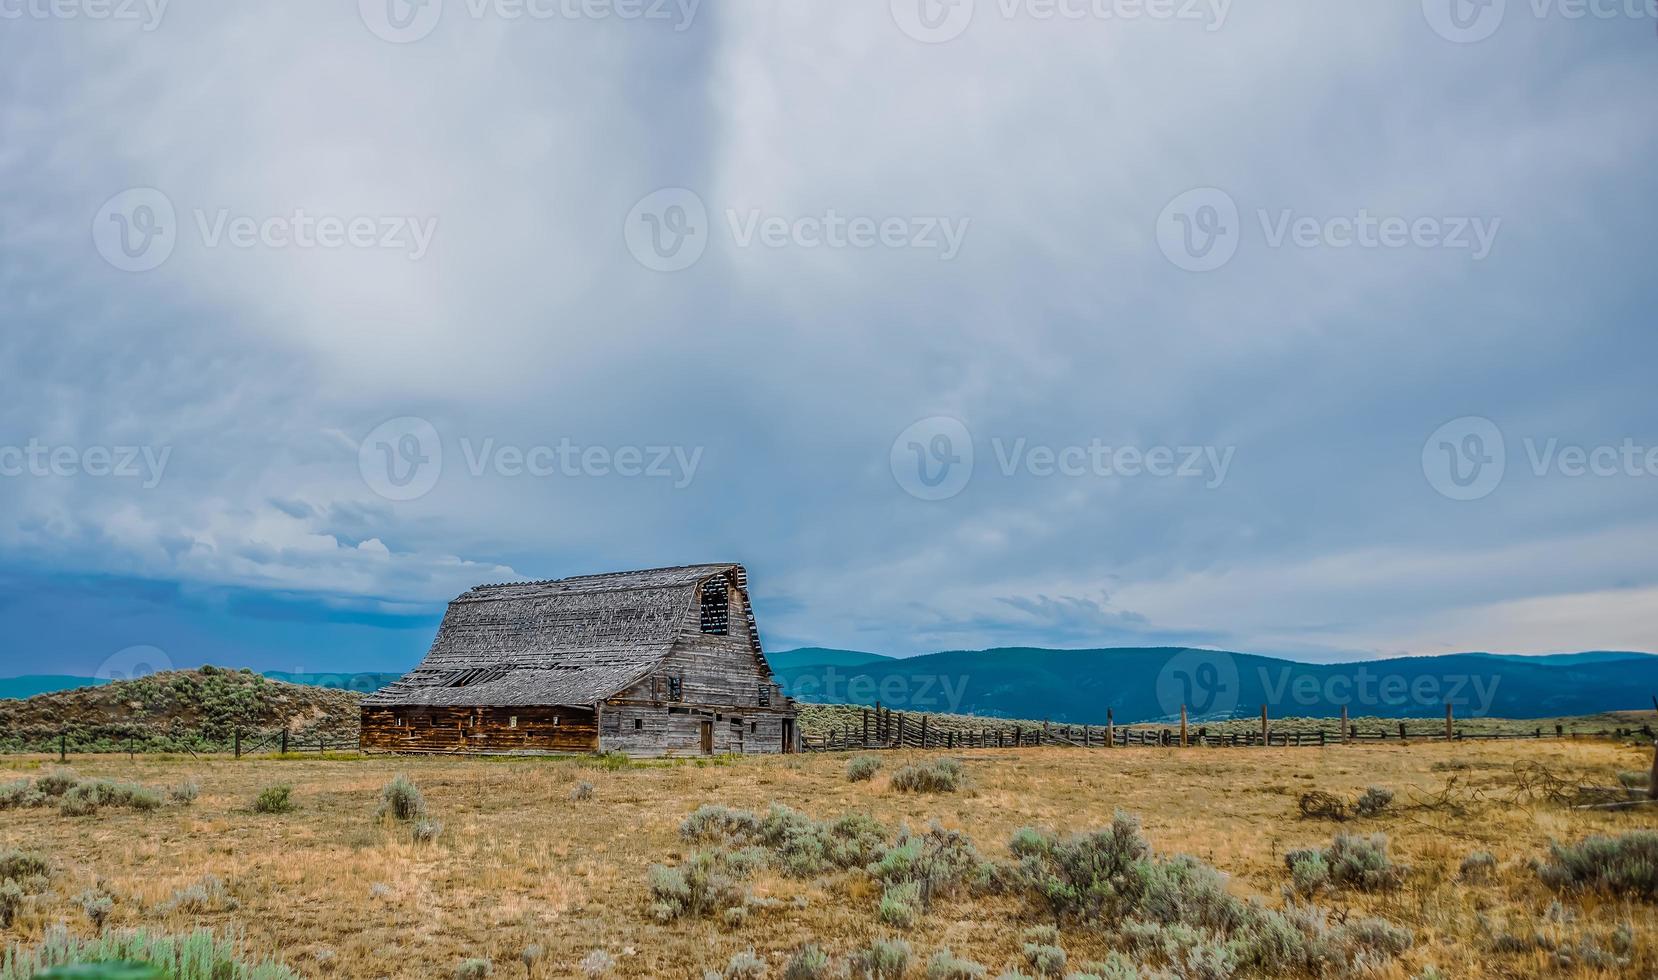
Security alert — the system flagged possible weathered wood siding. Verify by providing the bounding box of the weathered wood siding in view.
[360,705,597,754]
[599,702,790,757]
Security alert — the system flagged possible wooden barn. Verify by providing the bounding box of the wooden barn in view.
[360,564,799,757]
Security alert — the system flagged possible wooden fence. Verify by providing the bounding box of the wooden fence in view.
[801,704,1645,753]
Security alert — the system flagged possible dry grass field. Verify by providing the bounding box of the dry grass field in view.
[1,737,1654,979]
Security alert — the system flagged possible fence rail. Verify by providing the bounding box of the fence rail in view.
[801,705,1646,753]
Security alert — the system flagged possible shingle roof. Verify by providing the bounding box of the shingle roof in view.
[362,563,746,707]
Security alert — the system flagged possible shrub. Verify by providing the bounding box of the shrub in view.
[681,804,764,843]
[520,944,544,977]
[35,768,81,798]
[878,880,921,927]
[1331,917,1413,959]
[783,945,832,980]
[570,781,595,802]
[578,949,615,976]
[925,948,987,979]
[0,779,44,810]
[160,875,240,914]
[1287,850,1329,895]
[1006,813,1151,920]
[890,758,963,793]
[869,822,987,909]
[412,819,444,844]
[0,850,52,882]
[1022,940,1066,977]
[647,850,751,921]
[252,785,295,814]
[58,780,164,816]
[376,775,426,821]
[849,939,911,980]
[456,959,492,979]
[1353,787,1394,818]
[1459,850,1498,882]
[1617,770,1651,790]
[847,755,883,782]
[0,926,298,980]
[1287,834,1403,892]
[717,950,765,980]
[0,879,23,929]
[1537,831,1658,899]
[76,889,114,929]
[169,779,200,805]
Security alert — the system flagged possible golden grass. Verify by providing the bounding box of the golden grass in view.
[1,738,1654,978]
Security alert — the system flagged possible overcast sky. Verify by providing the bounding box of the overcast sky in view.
[1,0,1655,677]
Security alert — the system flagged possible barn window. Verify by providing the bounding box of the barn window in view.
[508,716,517,728]
[667,675,683,701]
[699,583,729,635]
[634,719,643,730]
[750,722,757,733]
[757,684,771,707]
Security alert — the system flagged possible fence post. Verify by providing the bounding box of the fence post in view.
[1180,705,1188,748]
[233,729,241,759]
[1340,706,1349,745]
[1106,708,1115,749]
[281,729,289,755]
[1260,705,1269,747]
[1398,721,1407,742]
[920,715,928,748]
[59,731,67,763]
[862,709,870,746]
[1445,703,1454,739]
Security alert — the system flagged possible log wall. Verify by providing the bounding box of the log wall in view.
[360,705,598,754]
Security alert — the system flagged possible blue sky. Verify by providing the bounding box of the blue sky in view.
[1,0,1656,678]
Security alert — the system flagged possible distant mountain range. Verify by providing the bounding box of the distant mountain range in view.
[2,650,1654,724]
[762,647,1658,724]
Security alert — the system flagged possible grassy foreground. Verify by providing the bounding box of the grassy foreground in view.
[1,738,1654,978]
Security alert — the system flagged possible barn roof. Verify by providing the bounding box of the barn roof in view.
[362,563,750,708]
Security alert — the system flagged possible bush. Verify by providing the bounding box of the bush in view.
[455,959,492,979]
[681,804,764,842]
[847,755,883,782]
[878,880,921,927]
[849,939,911,980]
[869,822,987,908]
[1618,770,1651,790]
[570,781,595,802]
[252,785,295,814]
[889,758,963,793]
[412,819,444,844]
[925,948,986,979]
[0,926,298,980]
[716,950,765,980]
[1006,813,1151,920]
[0,850,52,882]
[76,889,114,929]
[578,949,615,976]
[1287,851,1329,895]
[1353,787,1394,818]
[160,875,239,914]
[1022,939,1066,977]
[169,779,200,805]
[783,945,832,980]
[0,879,23,929]
[1537,831,1658,900]
[35,768,81,798]
[0,779,44,810]
[1459,850,1498,882]
[376,775,426,821]
[1287,834,1403,892]
[647,850,752,921]
[58,780,164,816]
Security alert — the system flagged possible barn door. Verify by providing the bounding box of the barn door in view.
[699,720,713,755]
[782,719,795,754]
